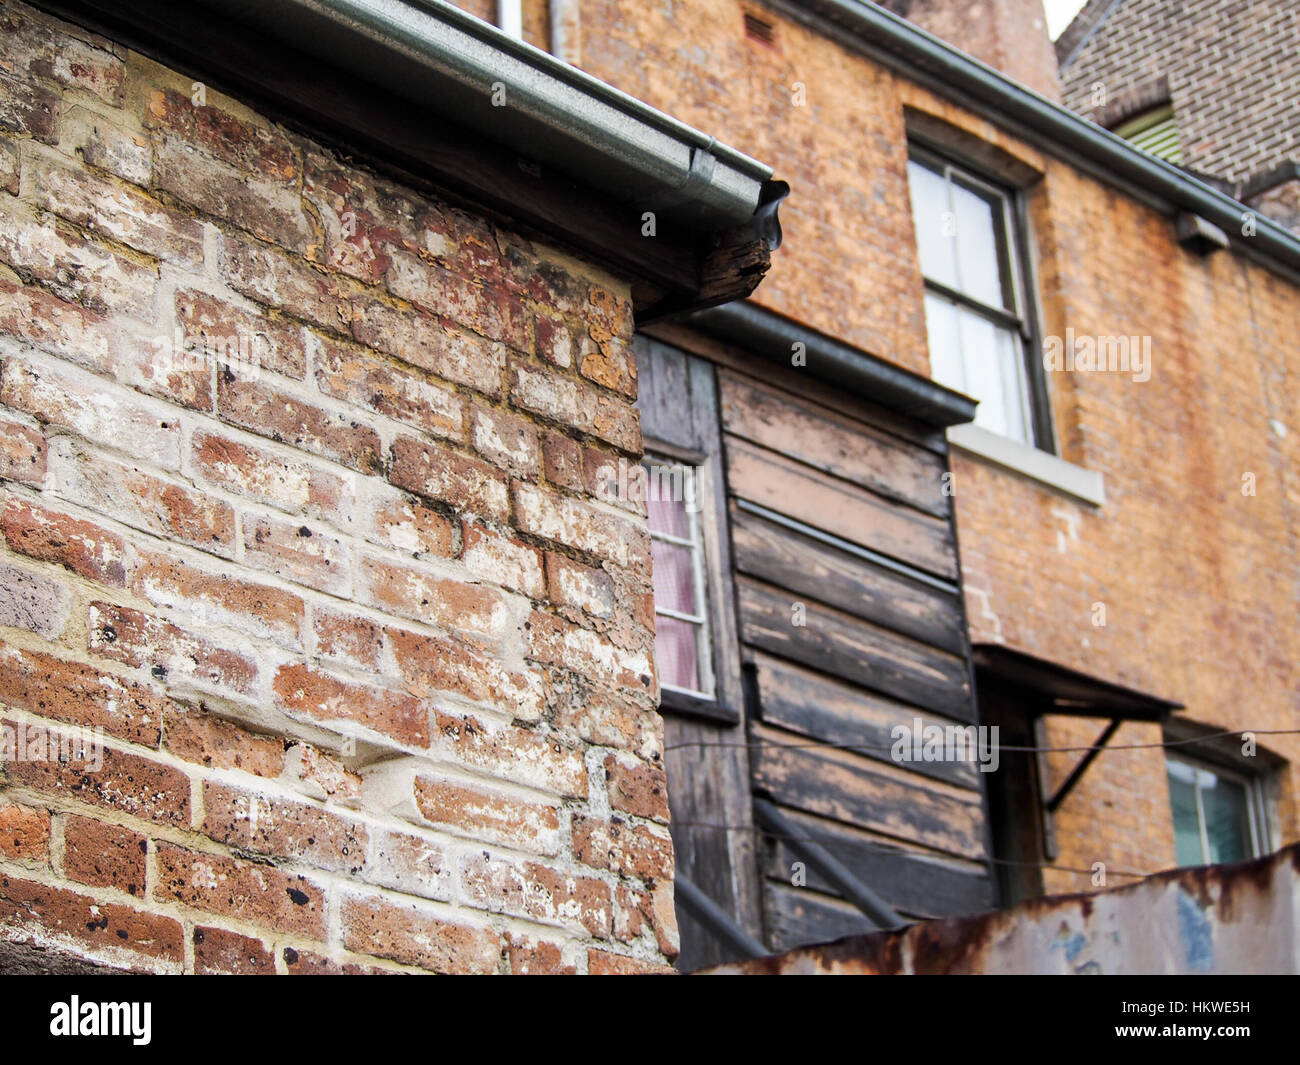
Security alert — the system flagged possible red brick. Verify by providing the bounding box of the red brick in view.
[315,336,464,441]
[31,155,204,266]
[352,297,505,396]
[460,853,612,938]
[524,610,654,692]
[546,551,614,618]
[603,752,671,823]
[540,430,583,491]
[533,313,574,368]
[5,8,124,104]
[572,814,674,882]
[190,430,353,528]
[509,359,641,452]
[0,279,114,372]
[587,949,674,975]
[282,947,387,975]
[176,289,306,379]
[579,328,637,398]
[386,249,529,352]
[387,625,545,721]
[0,800,49,862]
[0,70,57,142]
[506,933,576,974]
[144,88,298,180]
[88,601,259,698]
[131,550,305,650]
[154,843,326,939]
[0,416,45,486]
[362,828,452,901]
[273,662,429,748]
[0,643,164,746]
[62,815,147,897]
[367,488,457,559]
[52,442,236,558]
[242,514,351,597]
[430,708,586,798]
[162,707,285,778]
[283,741,362,805]
[0,355,180,468]
[201,780,367,873]
[0,875,182,964]
[216,373,382,474]
[193,925,276,975]
[3,731,190,828]
[512,481,641,565]
[413,776,560,854]
[469,402,540,478]
[0,557,70,636]
[341,891,499,973]
[457,520,545,598]
[311,605,383,671]
[155,138,313,252]
[1,495,127,587]
[0,211,155,320]
[220,234,355,335]
[388,435,509,522]
[358,554,510,643]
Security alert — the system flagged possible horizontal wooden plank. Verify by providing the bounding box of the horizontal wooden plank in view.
[752,652,980,786]
[763,808,995,919]
[725,436,957,580]
[719,369,950,517]
[731,505,966,654]
[738,579,973,719]
[764,881,875,952]
[750,728,989,860]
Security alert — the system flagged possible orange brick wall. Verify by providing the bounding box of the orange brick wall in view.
[562,0,1300,896]
[0,0,675,973]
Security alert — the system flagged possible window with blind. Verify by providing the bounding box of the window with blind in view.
[907,145,1050,449]
[646,460,716,700]
[1113,104,1182,165]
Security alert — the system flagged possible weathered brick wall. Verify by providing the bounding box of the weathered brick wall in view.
[1059,0,1300,187]
[0,0,676,974]
[567,0,1300,897]
[879,0,1063,100]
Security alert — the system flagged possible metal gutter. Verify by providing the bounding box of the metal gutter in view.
[194,0,773,228]
[773,0,1300,281]
[686,300,978,428]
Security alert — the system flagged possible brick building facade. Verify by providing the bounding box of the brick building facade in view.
[1,0,1297,975]
[1058,0,1300,232]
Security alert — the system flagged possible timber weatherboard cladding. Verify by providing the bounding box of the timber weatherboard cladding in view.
[636,329,992,965]
[716,354,991,951]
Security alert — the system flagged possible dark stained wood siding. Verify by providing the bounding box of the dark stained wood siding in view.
[636,326,993,966]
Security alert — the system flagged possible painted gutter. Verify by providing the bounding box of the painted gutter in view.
[686,300,978,428]
[196,0,773,229]
[773,0,1300,281]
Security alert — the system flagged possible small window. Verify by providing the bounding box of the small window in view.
[1113,105,1182,164]
[1166,755,1266,867]
[907,146,1048,448]
[645,459,716,700]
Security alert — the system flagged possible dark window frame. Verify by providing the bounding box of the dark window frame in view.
[908,140,1057,453]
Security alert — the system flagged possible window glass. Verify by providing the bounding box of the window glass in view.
[1165,756,1260,867]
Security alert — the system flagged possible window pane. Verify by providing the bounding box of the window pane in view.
[956,308,1030,444]
[647,487,689,540]
[1199,771,1251,864]
[908,159,957,288]
[923,292,965,392]
[951,179,1009,308]
[1167,760,1203,866]
[650,538,697,615]
[655,615,700,692]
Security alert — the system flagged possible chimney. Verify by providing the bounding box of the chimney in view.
[880,0,1063,101]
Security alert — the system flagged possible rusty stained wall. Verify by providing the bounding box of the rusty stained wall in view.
[705,843,1300,974]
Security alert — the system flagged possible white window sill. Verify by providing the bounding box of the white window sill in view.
[947,423,1105,507]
